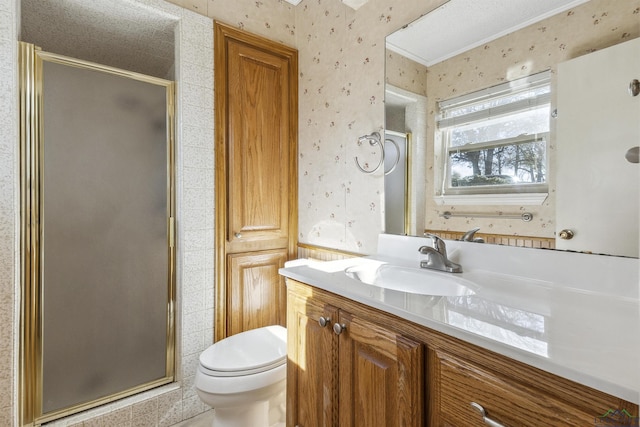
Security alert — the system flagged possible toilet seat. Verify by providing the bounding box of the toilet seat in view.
[199,325,287,377]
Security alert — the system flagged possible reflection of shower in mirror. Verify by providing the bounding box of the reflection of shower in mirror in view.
[384,131,408,235]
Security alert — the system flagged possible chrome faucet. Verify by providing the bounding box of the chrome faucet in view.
[419,234,462,273]
[459,227,485,243]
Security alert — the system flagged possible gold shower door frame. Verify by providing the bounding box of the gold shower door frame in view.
[18,42,176,426]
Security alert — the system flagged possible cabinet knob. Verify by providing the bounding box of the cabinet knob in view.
[318,316,330,327]
[470,402,506,427]
[234,232,242,238]
[333,323,346,335]
[558,229,574,240]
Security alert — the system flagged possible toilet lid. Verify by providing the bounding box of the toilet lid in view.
[199,325,287,377]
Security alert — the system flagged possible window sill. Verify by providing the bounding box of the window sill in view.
[434,193,548,206]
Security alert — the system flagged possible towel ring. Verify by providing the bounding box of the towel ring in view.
[354,132,384,174]
[383,138,401,175]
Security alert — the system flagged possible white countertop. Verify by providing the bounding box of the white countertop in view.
[279,236,640,404]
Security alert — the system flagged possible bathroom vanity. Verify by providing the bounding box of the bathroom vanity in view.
[280,235,640,427]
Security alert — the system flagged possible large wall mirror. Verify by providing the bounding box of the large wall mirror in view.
[384,0,639,258]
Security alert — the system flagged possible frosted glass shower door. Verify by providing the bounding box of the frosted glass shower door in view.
[36,54,175,417]
[384,131,408,235]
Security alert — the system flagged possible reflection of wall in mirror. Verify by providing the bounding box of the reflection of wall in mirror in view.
[423,0,639,239]
[386,50,428,97]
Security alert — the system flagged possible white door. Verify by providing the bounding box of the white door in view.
[556,37,639,257]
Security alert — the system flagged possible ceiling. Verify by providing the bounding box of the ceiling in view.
[386,0,591,67]
[20,0,177,79]
[21,0,592,77]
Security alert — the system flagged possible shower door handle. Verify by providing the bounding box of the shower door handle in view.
[169,217,175,248]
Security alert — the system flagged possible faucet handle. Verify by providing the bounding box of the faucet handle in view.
[423,233,446,254]
[459,227,485,242]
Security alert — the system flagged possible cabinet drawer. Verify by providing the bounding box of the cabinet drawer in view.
[436,351,597,426]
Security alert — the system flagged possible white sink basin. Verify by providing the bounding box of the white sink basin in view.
[344,263,475,296]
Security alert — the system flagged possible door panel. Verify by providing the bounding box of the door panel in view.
[338,312,424,427]
[227,40,290,253]
[287,293,339,427]
[556,38,639,257]
[228,249,287,335]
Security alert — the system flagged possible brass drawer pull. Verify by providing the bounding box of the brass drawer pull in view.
[471,402,506,427]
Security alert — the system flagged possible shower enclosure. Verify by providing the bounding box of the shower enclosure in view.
[19,42,175,424]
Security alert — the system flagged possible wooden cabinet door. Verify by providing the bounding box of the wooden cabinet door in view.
[226,36,292,254]
[287,292,339,427]
[338,311,424,427]
[227,249,287,336]
[214,22,298,340]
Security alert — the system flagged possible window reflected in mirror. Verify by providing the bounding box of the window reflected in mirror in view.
[438,71,550,194]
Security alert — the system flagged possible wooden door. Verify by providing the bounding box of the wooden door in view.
[338,311,424,427]
[287,291,339,427]
[214,22,298,340]
[227,249,288,336]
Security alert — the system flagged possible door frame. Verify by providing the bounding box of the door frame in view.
[18,42,176,426]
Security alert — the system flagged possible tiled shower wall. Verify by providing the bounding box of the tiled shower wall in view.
[0,0,18,423]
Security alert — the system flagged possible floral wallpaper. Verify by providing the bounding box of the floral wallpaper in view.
[294,0,445,253]
[385,49,428,97]
[205,0,296,45]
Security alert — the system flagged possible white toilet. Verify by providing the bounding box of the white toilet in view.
[194,325,287,427]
